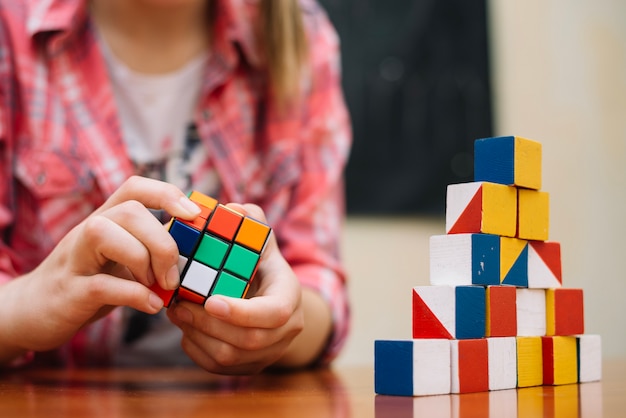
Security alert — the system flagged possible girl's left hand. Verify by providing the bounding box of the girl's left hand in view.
[167,204,304,375]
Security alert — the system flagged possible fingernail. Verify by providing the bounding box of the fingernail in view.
[206,296,230,318]
[178,196,200,216]
[149,293,164,312]
[175,306,193,324]
[166,264,180,290]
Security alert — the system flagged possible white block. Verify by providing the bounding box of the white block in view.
[412,340,452,396]
[578,334,602,382]
[516,289,546,336]
[488,337,517,390]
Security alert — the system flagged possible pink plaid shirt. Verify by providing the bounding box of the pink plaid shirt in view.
[0,0,351,366]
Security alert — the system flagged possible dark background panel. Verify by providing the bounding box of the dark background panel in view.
[318,0,493,214]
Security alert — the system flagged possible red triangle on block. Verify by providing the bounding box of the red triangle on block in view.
[448,186,483,234]
[530,241,562,284]
[412,291,454,339]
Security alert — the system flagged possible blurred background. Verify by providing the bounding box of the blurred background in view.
[319,0,626,366]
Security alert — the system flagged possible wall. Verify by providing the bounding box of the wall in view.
[335,0,626,366]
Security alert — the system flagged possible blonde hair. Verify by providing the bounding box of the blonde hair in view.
[260,0,308,105]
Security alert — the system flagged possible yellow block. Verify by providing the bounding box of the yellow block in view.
[482,182,517,237]
[518,189,549,241]
[517,337,543,387]
[514,136,542,190]
[552,336,578,385]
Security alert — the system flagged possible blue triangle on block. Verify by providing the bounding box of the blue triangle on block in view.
[502,244,529,286]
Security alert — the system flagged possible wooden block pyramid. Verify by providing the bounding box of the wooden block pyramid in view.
[375,135,602,396]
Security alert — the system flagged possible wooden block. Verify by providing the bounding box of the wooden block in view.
[516,336,543,387]
[450,339,489,394]
[542,336,578,385]
[412,286,485,340]
[446,181,517,237]
[486,286,517,337]
[517,189,550,241]
[430,234,500,286]
[374,340,451,396]
[577,334,602,382]
[487,337,517,390]
[500,237,528,287]
[516,289,546,336]
[474,135,542,190]
[546,288,584,336]
[527,241,562,288]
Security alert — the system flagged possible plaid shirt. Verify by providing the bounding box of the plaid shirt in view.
[0,0,351,366]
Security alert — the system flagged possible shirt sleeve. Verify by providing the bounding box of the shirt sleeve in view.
[273,4,352,365]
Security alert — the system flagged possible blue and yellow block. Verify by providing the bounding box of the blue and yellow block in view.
[151,191,271,307]
[474,135,542,190]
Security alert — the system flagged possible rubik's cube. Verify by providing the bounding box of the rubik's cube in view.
[150,191,271,307]
[375,136,602,397]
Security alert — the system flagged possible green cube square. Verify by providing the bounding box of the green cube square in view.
[195,234,229,269]
[223,244,259,280]
[212,272,247,298]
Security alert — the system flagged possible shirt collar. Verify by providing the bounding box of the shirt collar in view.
[25,0,263,69]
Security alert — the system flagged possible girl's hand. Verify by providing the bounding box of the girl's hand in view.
[167,204,306,375]
[0,176,200,359]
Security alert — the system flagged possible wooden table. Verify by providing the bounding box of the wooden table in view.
[1,360,624,417]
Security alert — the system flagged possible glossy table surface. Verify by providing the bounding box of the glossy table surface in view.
[0,359,624,417]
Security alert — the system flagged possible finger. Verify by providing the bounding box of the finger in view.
[95,176,201,220]
[174,317,288,374]
[168,301,289,350]
[100,200,181,289]
[74,214,157,287]
[72,273,164,314]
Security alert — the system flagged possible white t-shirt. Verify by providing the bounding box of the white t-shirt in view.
[99,36,211,366]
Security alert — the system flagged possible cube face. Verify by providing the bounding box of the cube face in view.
[156,192,271,306]
[455,286,485,339]
[486,286,517,337]
[430,234,500,286]
[487,337,517,390]
[450,339,489,394]
[446,182,517,237]
[500,237,528,287]
[516,289,546,337]
[542,336,578,385]
[474,136,542,190]
[577,335,602,382]
[528,241,562,289]
[516,336,543,387]
[518,189,550,241]
[375,340,451,396]
[546,288,584,336]
[412,286,455,339]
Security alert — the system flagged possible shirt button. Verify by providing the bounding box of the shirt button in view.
[36,172,46,185]
[203,110,211,120]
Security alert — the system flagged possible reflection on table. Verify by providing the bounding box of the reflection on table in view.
[376,381,602,417]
